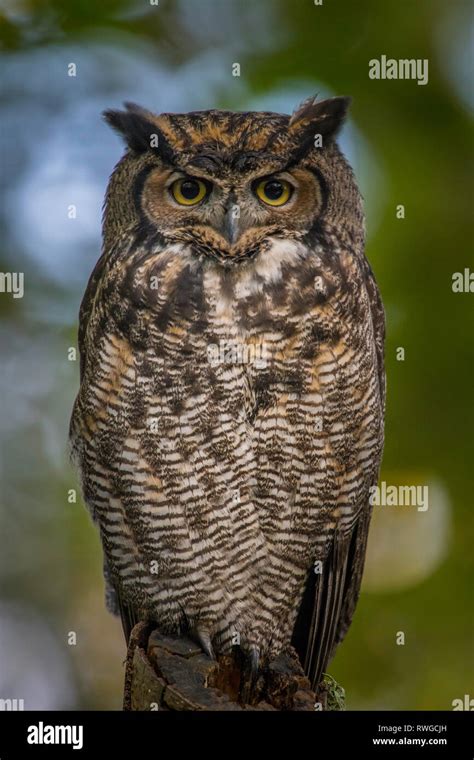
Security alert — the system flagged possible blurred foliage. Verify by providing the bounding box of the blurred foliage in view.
[0,0,472,710]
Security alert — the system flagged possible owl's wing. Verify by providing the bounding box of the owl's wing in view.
[332,261,385,647]
[103,557,139,641]
[363,258,386,411]
[292,265,385,691]
[116,591,141,642]
[77,251,110,382]
[75,244,141,640]
[291,508,371,691]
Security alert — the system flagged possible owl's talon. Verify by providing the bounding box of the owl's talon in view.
[193,628,215,659]
[239,645,261,705]
[249,645,260,679]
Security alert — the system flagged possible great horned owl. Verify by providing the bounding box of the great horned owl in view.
[69,97,385,695]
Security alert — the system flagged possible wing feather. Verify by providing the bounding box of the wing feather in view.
[291,263,385,691]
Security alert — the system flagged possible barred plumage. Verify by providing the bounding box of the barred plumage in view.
[70,96,385,692]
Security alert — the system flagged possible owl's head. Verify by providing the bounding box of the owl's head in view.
[103,97,362,264]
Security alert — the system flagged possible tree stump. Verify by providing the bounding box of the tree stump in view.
[123,622,345,711]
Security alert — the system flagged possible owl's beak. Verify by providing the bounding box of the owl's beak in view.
[219,196,240,245]
[223,210,239,245]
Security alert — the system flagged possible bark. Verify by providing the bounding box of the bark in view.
[123,622,345,711]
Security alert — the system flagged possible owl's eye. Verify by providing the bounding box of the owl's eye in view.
[254,178,292,207]
[170,178,208,206]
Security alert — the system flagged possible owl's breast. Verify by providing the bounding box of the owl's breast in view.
[95,240,370,429]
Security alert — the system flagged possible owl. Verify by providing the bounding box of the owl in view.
[69,96,385,697]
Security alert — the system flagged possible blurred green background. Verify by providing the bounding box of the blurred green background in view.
[0,0,472,710]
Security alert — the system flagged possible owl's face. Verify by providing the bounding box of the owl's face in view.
[103,98,362,264]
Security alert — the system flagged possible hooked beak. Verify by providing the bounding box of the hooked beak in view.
[218,193,240,245]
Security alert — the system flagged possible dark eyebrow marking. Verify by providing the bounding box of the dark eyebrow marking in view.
[186,154,224,172]
[184,149,287,179]
[232,152,288,175]
[231,151,266,171]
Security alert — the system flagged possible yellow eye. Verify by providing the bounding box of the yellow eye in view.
[171,178,208,206]
[255,178,292,206]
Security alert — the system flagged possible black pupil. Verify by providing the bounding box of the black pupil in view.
[180,180,200,200]
[264,181,284,200]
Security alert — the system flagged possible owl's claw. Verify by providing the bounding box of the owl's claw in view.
[249,645,260,679]
[193,628,215,660]
[240,645,261,705]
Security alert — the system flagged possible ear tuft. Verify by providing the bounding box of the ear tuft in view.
[289,95,351,141]
[103,102,160,153]
[289,94,319,127]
